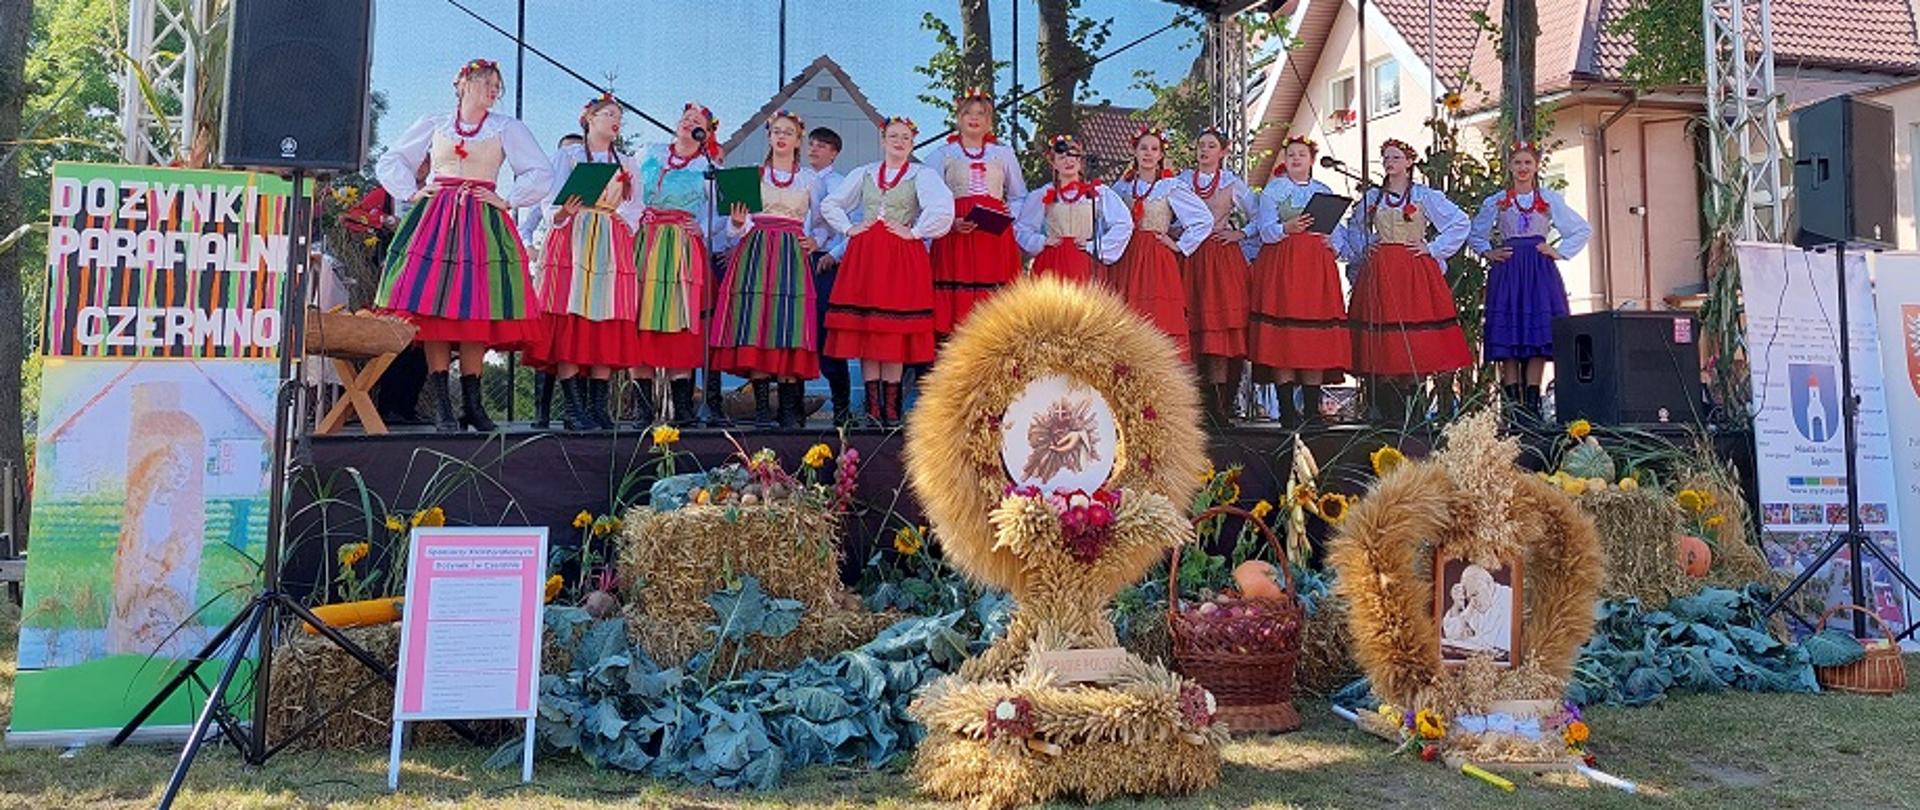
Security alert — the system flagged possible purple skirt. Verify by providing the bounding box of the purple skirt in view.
[1483,235,1568,361]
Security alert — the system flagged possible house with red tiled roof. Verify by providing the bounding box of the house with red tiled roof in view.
[1249,0,1920,313]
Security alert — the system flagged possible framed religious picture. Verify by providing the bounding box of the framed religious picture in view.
[1434,551,1524,667]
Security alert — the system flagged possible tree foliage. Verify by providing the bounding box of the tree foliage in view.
[1609,0,1707,90]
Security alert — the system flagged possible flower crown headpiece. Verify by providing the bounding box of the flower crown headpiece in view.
[680,103,721,160]
[455,59,499,83]
[1280,134,1318,155]
[956,87,995,105]
[579,92,617,124]
[766,108,807,133]
[882,116,920,135]
[1130,125,1169,147]
[1510,139,1545,158]
[1380,138,1418,160]
[1047,134,1083,155]
[1196,126,1229,144]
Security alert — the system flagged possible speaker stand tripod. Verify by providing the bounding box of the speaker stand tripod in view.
[105,171,473,809]
[1764,242,1920,641]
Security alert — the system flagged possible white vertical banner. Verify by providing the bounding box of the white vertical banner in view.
[1737,242,1907,630]
[1869,252,1920,631]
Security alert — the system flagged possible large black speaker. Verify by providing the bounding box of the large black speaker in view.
[1552,311,1704,425]
[1791,94,1895,249]
[220,1,374,172]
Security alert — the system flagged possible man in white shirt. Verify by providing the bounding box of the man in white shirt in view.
[807,127,853,426]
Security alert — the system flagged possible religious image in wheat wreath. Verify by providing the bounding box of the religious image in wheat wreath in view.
[1000,375,1119,495]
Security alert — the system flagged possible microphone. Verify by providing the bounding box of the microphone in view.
[692,127,708,142]
[1318,155,1343,169]
[1316,155,1371,189]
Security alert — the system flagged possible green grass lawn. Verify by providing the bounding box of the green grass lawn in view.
[4,601,1919,809]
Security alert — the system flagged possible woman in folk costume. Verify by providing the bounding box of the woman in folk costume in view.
[632,102,724,426]
[375,58,553,432]
[819,116,956,428]
[1013,135,1133,284]
[1108,126,1214,361]
[1177,127,1257,424]
[1335,138,1473,425]
[526,94,645,431]
[1248,135,1351,428]
[1467,140,1591,419]
[711,110,824,428]
[927,88,1028,336]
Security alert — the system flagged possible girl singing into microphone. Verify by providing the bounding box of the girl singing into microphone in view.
[927,88,1027,336]
[1467,141,1591,419]
[1249,135,1349,428]
[819,116,956,427]
[1109,126,1213,361]
[374,58,553,433]
[711,110,826,428]
[1178,128,1258,424]
[631,102,723,425]
[1336,138,1473,426]
[1014,135,1132,283]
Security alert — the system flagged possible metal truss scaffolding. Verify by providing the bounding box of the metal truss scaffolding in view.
[1704,0,1785,242]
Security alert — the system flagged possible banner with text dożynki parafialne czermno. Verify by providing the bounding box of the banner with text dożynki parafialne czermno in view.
[7,163,290,744]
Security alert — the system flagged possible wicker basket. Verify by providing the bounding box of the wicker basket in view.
[304,308,416,358]
[1167,504,1304,733]
[1813,604,1908,696]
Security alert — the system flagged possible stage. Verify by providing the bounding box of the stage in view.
[283,419,1756,599]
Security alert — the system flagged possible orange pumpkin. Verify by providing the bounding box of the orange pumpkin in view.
[1676,534,1712,577]
[1233,560,1285,600]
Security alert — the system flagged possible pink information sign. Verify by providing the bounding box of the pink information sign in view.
[388,527,548,788]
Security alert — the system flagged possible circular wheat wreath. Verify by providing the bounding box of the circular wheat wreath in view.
[1326,417,1605,711]
[903,275,1209,596]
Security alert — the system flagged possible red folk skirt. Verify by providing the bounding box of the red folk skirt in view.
[1032,239,1095,284]
[930,194,1021,335]
[1183,237,1250,360]
[1107,230,1190,361]
[822,228,936,364]
[1348,243,1473,377]
[1249,235,1350,373]
[524,211,648,370]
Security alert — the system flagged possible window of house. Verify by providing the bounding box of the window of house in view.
[1369,58,1401,117]
[816,86,834,102]
[1328,73,1357,130]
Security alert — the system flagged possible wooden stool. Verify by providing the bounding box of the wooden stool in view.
[315,352,398,435]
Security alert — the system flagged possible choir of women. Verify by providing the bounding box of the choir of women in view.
[372,58,1588,434]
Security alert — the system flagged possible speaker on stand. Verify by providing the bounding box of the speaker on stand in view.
[1763,94,1920,643]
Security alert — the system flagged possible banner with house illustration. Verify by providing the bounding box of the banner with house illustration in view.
[7,163,289,743]
[1736,242,1908,633]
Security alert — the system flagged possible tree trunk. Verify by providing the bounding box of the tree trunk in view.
[960,0,995,95]
[1036,0,1083,139]
[0,0,31,545]
[1502,0,1539,141]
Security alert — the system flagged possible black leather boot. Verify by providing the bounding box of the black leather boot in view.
[631,378,657,428]
[1276,382,1302,429]
[530,371,556,430]
[751,378,775,429]
[778,381,804,429]
[829,364,853,427]
[429,371,458,431]
[558,377,590,431]
[459,374,497,432]
[702,371,732,427]
[671,377,697,427]
[585,378,615,429]
[1301,384,1326,426]
[1524,385,1544,421]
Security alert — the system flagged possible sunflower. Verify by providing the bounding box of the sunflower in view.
[1200,462,1217,484]
[1370,445,1406,476]
[543,574,564,603]
[1704,514,1727,529]
[802,443,833,469]
[1250,499,1275,521]
[1567,419,1592,440]
[651,425,681,446]
[384,514,404,532]
[337,542,370,567]
[1415,708,1446,740]
[1316,492,1350,524]
[893,525,925,556]
[572,510,593,529]
[1675,489,1706,513]
[1442,92,1464,113]
[1291,484,1317,509]
[410,506,446,528]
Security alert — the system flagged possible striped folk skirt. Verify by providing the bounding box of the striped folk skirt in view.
[374,177,544,350]
[710,215,819,379]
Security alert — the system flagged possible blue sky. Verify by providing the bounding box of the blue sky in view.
[371,0,1201,154]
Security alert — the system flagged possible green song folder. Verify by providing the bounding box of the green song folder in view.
[551,162,618,206]
[712,166,764,214]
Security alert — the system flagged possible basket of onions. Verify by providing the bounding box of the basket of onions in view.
[1167,504,1304,733]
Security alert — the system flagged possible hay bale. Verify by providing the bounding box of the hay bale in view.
[1578,487,1691,608]
[1296,598,1359,696]
[265,622,566,750]
[618,502,891,669]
